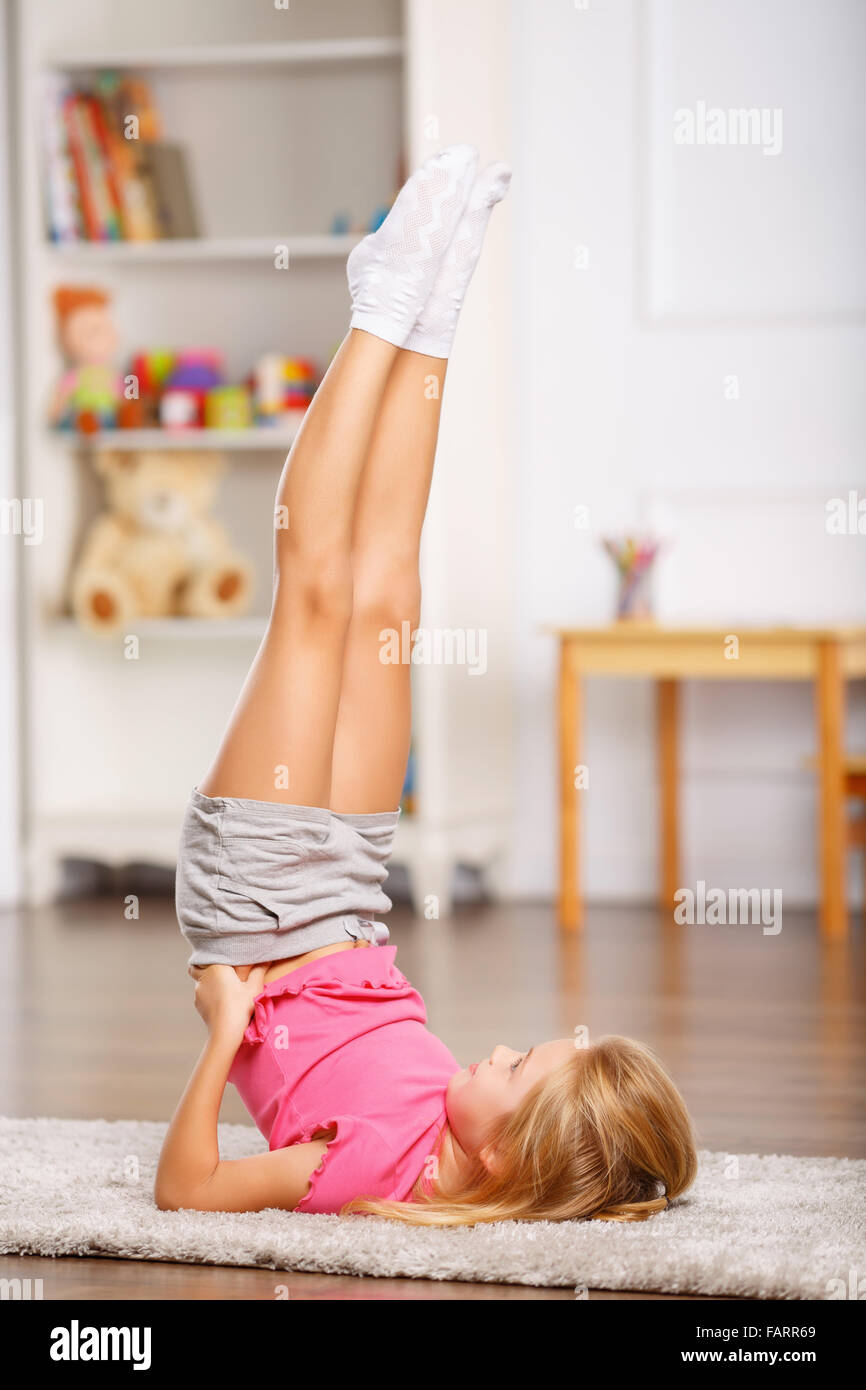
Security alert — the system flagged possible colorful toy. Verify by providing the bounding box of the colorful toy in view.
[204,385,252,431]
[253,353,284,418]
[124,349,175,427]
[167,349,223,391]
[51,285,123,433]
[159,388,200,430]
[332,202,393,236]
[129,349,175,395]
[71,448,254,631]
[400,745,416,816]
[117,396,144,429]
[55,332,319,438]
[160,350,223,428]
[367,205,390,232]
[253,354,318,424]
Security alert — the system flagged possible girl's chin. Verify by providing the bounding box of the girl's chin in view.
[447,1065,473,1098]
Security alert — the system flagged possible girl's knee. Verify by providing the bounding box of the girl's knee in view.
[351,559,422,633]
[275,543,354,626]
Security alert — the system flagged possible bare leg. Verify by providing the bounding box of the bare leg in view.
[198,329,398,807]
[198,147,507,813]
[330,350,448,813]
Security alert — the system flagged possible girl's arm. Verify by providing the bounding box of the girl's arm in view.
[154,965,328,1213]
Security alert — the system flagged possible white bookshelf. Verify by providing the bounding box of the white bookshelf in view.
[17,0,515,916]
[53,427,301,451]
[44,36,405,72]
[53,616,268,640]
[46,235,362,264]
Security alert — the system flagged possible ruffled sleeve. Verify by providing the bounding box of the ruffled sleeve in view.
[293,1115,398,1214]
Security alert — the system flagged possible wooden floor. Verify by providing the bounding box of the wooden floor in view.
[0,896,863,1300]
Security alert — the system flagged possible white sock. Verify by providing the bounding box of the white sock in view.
[404,162,512,359]
[347,145,478,348]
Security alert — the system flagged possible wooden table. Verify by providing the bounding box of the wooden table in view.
[554,625,866,938]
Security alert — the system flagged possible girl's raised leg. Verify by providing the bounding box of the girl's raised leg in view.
[197,145,481,809]
[329,349,446,814]
[329,161,512,815]
[198,331,398,807]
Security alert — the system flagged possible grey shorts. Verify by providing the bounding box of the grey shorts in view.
[176,789,400,966]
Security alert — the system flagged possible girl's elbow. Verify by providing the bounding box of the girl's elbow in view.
[154,1176,195,1212]
[154,1181,181,1212]
[154,1172,219,1212]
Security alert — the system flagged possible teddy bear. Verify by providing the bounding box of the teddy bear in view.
[71,449,254,631]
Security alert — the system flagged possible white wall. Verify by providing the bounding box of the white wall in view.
[510,0,866,904]
[405,0,515,849]
[0,0,21,904]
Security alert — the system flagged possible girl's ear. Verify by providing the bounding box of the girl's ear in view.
[478,1145,503,1176]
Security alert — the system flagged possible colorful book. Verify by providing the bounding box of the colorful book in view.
[62,93,99,239]
[76,95,121,240]
[87,95,126,238]
[41,75,82,241]
[51,76,185,243]
[93,81,160,240]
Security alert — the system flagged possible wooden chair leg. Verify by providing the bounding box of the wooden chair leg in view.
[816,641,847,938]
[852,809,866,925]
[558,640,582,930]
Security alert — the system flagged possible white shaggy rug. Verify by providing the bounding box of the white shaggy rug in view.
[1,1118,863,1298]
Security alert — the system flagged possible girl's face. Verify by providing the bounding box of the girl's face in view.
[445,1038,576,1156]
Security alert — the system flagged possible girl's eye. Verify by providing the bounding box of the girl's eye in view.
[510,1055,524,1073]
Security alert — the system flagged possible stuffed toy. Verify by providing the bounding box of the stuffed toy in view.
[51,285,123,433]
[71,449,254,631]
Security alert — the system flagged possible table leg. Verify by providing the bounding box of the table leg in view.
[558,639,582,929]
[657,678,680,914]
[816,640,847,938]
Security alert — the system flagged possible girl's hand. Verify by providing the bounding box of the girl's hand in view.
[188,963,269,1040]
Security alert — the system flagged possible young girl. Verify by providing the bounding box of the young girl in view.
[156,146,697,1226]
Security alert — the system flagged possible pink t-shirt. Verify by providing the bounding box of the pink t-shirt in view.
[228,945,461,1213]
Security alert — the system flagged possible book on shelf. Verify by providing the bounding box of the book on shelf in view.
[41,74,80,243]
[137,144,199,239]
[63,93,121,240]
[41,73,199,243]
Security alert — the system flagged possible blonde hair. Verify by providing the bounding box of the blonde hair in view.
[344,1035,697,1227]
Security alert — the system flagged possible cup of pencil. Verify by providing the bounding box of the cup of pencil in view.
[603,535,659,622]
